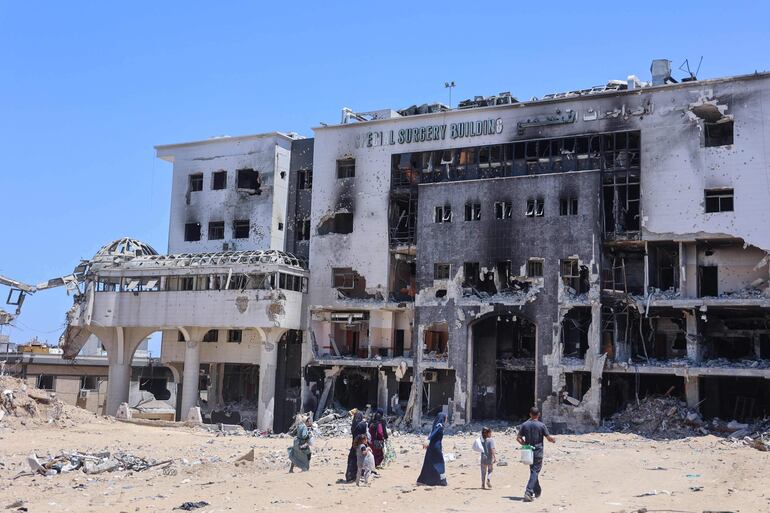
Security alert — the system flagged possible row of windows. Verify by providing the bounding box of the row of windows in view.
[434,198,578,223]
[178,329,243,343]
[185,220,254,241]
[95,272,307,293]
[392,131,642,185]
[188,168,262,193]
[37,375,100,391]
[434,258,583,282]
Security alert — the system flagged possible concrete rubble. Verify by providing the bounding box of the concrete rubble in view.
[605,394,770,451]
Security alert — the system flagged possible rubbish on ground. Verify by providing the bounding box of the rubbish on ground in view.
[24,450,171,477]
[174,501,209,511]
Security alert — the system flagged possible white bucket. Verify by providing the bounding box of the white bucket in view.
[520,446,534,465]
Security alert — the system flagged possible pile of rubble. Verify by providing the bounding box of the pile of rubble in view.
[24,450,171,477]
[606,394,770,450]
[0,375,96,430]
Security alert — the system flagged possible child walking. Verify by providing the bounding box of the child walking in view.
[480,427,496,489]
[355,434,375,486]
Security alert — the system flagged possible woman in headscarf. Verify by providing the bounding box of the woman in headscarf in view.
[346,410,369,482]
[288,415,313,473]
[416,412,448,486]
[368,408,389,468]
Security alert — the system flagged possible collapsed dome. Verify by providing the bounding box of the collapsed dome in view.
[93,237,159,259]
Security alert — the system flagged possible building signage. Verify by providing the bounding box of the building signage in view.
[355,118,504,149]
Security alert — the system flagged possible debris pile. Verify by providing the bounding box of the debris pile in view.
[606,395,711,438]
[0,376,96,430]
[24,450,171,477]
[606,394,770,450]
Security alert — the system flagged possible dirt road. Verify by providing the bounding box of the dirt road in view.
[1,417,767,512]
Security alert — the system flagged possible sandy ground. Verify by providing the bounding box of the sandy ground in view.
[1,418,769,513]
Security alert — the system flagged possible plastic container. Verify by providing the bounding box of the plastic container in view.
[520,444,534,465]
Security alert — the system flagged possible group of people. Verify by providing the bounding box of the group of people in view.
[345,408,390,485]
[289,405,555,502]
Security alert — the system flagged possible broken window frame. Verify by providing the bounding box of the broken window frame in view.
[434,205,452,223]
[331,267,357,290]
[211,170,227,190]
[497,260,512,290]
[463,262,480,287]
[525,199,544,217]
[188,173,203,192]
[560,258,580,291]
[434,263,450,280]
[527,259,544,278]
[227,329,243,343]
[464,202,481,221]
[495,201,512,220]
[184,222,201,242]
[704,119,734,147]
[296,218,311,241]
[203,329,219,343]
[336,159,356,179]
[704,188,734,213]
[233,220,250,239]
[559,197,578,216]
[208,221,225,240]
[80,376,99,391]
[236,168,260,192]
[297,168,313,190]
[37,374,55,390]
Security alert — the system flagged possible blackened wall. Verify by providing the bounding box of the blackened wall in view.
[415,170,602,414]
[286,138,314,263]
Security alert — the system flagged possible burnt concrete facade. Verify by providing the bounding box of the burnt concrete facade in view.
[414,170,601,422]
[306,68,770,431]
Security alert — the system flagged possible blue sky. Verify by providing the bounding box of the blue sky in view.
[1,1,767,355]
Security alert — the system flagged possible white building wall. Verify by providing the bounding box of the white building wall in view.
[308,129,392,307]
[157,134,295,254]
[638,78,770,252]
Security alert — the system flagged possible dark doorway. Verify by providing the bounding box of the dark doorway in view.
[274,330,303,433]
[497,370,535,420]
[699,266,718,297]
[472,313,536,419]
[334,369,377,410]
[394,330,405,357]
[700,376,770,421]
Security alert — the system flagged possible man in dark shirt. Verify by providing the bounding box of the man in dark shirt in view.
[516,406,556,502]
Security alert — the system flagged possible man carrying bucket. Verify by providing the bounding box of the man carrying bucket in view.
[516,407,556,502]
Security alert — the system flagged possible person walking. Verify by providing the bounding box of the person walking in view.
[416,412,448,486]
[479,427,496,490]
[288,415,314,473]
[345,411,369,481]
[356,436,376,486]
[516,407,555,501]
[368,408,388,468]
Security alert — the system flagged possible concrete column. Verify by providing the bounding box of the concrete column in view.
[106,357,131,417]
[643,241,650,293]
[377,369,388,413]
[258,328,286,432]
[93,327,155,417]
[180,339,201,418]
[685,311,701,363]
[685,375,700,410]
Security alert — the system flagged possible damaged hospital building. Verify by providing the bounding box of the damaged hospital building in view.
[46,60,770,432]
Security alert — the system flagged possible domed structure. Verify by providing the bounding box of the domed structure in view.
[93,237,158,260]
